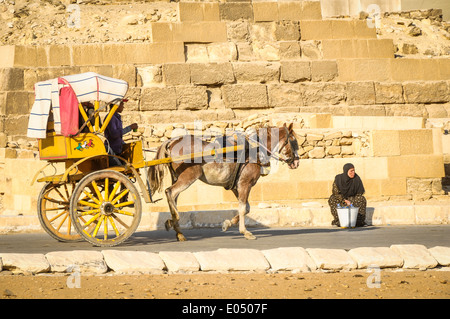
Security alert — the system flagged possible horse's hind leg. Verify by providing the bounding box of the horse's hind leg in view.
[165,167,201,241]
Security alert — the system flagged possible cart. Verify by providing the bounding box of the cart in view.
[29,73,242,247]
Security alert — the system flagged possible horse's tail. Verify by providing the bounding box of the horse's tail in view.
[147,139,172,194]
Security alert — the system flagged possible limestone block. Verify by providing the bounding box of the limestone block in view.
[348,247,404,269]
[306,248,357,270]
[311,60,338,82]
[207,42,238,62]
[353,20,377,38]
[267,83,303,108]
[48,45,71,67]
[398,129,433,155]
[0,68,24,91]
[370,130,400,157]
[179,2,219,21]
[337,58,391,82]
[102,43,127,65]
[380,178,407,196]
[281,61,311,83]
[253,2,278,22]
[375,82,404,104]
[0,45,39,67]
[151,22,174,42]
[0,253,50,274]
[278,2,302,21]
[428,246,450,266]
[305,113,332,128]
[140,87,177,111]
[194,249,270,272]
[322,39,393,59]
[390,244,438,269]
[301,40,322,59]
[232,62,279,83]
[45,250,108,273]
[0,91,30,116]
[308,146,325,158]
[302,82,346,106]
[300,20,332,40]
[222,84,268,109]
[414,205,448,224]
[159,251,200,272]
[403,81,449,104]
[297,181,332,199]
[279,41,302,60]
[219,3,253,21]
[72,44,103,66]
[388,155,444,179]
[252,41,280,61]
[300,1,323,20]
[162,64,190,86]
[275,21,300,41]
[102,250,165,274]
[346,81,375,105]
[367,39,395,58]
[262,247,317,272]
[176,85,208,110]
[190,63,234,85]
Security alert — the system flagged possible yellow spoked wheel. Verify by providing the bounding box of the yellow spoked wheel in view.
[70,170,142,247]
[37,182,82,242]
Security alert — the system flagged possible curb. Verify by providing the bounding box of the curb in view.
[1,245,449,275]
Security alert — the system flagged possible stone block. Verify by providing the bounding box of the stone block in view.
[72,44,103,66]
[387,155,445,178]
[190,63,234,85]
[179,2,220,21]
[102,43,127,65]
[48,45,71,67]
[278,2,302,21]
[193,249,270,271]
[207,42,238,62]
[380,178,407,196]
[275,21,300,41]
[300,20,332,40]
[297,180,332,199]
[253,2,278,22]
[102,250,165,274]
[1,91,30,115]
[0,68,24,91]
[159,251,200,272]
[403,81,449,104]
[302,82,346,105]
[232,62,279,83]
[262,247,317,272]
[151,22,174,42]
[281,61,311,82]
[370,130,400,156]
[353,20,377,38]
[267,83,303,108]
[45,250,108,273]
[113,64,136,87]
[0,253,50,274]
[306,248,357,270]
[301,1,322,20]
[140,87,177,111]
[219,3,253,21]
[346,81,375,105]
[222,84,268,109]
[375,82,404,104]
[337,58,391,82]
[398,129,433,155]
[176,85,208,110]
[3,115,28,136]
[428,246,450,266]
[367,39,395,58]
[279,41,301,60]
[390,58,422,81]
[438,58,450,80]
[0,45,39,67]
[390,244,438,269]
[348,247,404,269]
[163,63,191,86]
[311,60,338,82]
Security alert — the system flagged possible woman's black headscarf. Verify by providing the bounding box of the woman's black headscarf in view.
[334,163,365,198]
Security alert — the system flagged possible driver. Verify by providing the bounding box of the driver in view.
[104,99,138,166]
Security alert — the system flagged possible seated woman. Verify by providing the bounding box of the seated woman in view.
[328,163,367,227]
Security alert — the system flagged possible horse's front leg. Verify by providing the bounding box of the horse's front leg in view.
[238,201,256,240]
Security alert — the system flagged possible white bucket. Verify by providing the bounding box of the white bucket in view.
[337,206,359,228]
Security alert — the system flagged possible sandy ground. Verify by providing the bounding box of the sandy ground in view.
[1,269,449,299]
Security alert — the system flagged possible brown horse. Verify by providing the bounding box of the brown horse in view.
[148,123,300,241]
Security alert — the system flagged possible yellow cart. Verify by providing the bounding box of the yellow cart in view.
[30,73,242,247]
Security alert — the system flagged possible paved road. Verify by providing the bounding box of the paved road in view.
[1,225,449,254]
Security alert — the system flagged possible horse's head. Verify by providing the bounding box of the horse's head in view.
[279,123,300,169]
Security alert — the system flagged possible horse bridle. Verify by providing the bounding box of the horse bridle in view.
[276,126,299,165]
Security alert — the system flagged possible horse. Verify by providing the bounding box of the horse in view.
[147,123,300,241]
